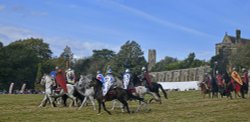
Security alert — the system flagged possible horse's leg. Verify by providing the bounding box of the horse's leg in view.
[78,96,88,110]
[88,96,96,111]
[111,100,116,111]
[39,95,48,107]
[48,95,55,107]
[97,100,102,115]
[102,102,111,115]
[118,99,130,114]
[68,94,77,107]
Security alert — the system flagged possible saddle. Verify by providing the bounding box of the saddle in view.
[107,89,116,97]
[54,87,62,94]
[128,88,136,94]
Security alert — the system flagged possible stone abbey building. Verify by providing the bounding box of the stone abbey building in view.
[149,29,250,82]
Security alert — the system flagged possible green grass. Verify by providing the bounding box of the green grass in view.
[0,91,250,122]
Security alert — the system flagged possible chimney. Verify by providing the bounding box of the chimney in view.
[236,29,241,43]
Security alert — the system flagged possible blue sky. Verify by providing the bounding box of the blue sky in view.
[0,0,250,61]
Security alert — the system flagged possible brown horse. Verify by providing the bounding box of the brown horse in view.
[199,82,211,98]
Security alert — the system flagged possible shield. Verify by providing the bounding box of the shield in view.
[55,72,68,93]
[231,71,243,85]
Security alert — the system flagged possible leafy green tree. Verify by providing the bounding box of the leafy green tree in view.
[231,43,250,69]
[152,56,178,71]
[0,41,3,48]
[60,46,73,68]
[0,38,52,90]
[10,38,52,60]
[111,41,147,76]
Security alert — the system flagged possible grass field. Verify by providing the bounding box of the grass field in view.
[0,91,250,122]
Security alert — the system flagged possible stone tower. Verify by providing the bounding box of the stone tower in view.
[148,49,156,71]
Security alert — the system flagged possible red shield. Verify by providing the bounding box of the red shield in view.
[55,72,68,93]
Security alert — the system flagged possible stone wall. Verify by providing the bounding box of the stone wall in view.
[150,66,211,82]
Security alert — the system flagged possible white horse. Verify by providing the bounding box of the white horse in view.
[38,74,77,107]
[75,75,96,110]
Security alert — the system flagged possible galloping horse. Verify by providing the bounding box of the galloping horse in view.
[131,74,161,103]
[38,74,77,107]
[75,75,96,110]
[90,77,146,115]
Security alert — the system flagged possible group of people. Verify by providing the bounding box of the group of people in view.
[202,67,249,98]
[48,66,153,98]
[96,66,153,97]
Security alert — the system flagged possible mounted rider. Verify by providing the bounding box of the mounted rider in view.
[65,67,76,84]
[96,70,105,85]
[55,66,68,93]
[139,66,153,91]
[49,66,58,93]
[123,68,132,90]
[102,68,116,97]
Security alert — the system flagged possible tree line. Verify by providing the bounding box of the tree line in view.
[2,38,247,90]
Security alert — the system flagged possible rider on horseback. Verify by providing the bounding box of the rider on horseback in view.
[139,66,153,91]
[123,68,132,89]
[65,67,76,84]
[96,70,105,85]
[50,66,58,93]
[102,68,116,97]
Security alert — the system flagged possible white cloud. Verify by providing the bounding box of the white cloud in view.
[45,37,120,58]
[0,4,5,12]
[108,1,215,38]
[0,25,41,44]
[0,25,120,58]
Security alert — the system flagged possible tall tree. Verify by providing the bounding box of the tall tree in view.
[111,41,147,75]
[0,41,3,48]
[60,46,73,69]
[0,38,52,90]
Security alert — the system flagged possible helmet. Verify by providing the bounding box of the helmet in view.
[242,68,246,71]
[107,68,112,74]
[141,67,146,71]
[125,69,130,73]
[68,68,72,71]
[97,70,101,74]
[55,66,59,70]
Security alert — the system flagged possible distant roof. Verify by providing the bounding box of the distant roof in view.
[225,35,250,44]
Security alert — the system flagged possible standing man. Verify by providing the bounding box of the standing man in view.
[231,67,242,98]
[241,68,249,98]
[123,68,132,90]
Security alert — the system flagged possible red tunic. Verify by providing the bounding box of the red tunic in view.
[55,70,68,93]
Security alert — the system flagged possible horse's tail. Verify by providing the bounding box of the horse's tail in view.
[158,84,168,99]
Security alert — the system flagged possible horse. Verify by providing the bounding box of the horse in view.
[131,74,161,103]
[90,77,146,115]
[148,82,168,103]
[75,75,96,110]
[38,74,77,107]
[199,82,211,98]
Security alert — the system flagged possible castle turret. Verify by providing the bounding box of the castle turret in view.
[148,49,156,71]
[236,29,241,43]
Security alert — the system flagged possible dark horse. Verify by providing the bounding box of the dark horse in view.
[132,73,167,103]
[90,77,145,115]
